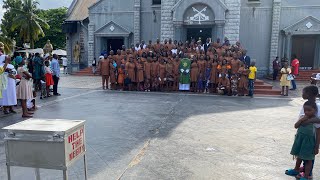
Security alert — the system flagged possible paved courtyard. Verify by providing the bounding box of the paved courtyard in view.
[0,75,317,180]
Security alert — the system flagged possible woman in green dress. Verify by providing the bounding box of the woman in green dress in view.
[288,101,320,180]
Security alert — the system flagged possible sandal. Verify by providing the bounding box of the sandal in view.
[285,169,299,176]
[296,172,312,180]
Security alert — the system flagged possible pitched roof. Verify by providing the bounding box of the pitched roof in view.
[66,0,98,21]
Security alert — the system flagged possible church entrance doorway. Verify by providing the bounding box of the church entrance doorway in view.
[292,35,317,69]
[107,38,124,53]
[187,28,212,43]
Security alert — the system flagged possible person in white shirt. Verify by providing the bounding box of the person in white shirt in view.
[171,45,177,55]
[61,57,68,74]
[141,40,147,49]
[135,43,141,51]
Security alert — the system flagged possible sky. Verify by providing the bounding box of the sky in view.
[0,0,73,23]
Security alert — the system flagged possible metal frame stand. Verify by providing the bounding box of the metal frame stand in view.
[6,154,88,180]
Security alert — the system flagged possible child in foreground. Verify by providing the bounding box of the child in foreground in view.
[286,98,320,180]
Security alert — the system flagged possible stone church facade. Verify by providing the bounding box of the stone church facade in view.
[65,0,320,76]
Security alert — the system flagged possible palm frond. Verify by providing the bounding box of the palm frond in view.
[10,0,50,48]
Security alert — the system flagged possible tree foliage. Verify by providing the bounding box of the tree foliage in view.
[10,0,50,48]
[0,36,14,54]
[35,7,67,49]
[1,0,67,50]
[1,0,23,47]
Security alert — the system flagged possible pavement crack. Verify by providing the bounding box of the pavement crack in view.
[117,139,151,180]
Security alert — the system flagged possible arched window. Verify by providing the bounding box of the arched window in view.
[152,0,161,5]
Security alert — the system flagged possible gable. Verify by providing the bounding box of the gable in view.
[95,21,131,37]
[67,0,97,21]
[283,16,320,34]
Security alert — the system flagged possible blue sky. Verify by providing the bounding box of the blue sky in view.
[0,0,73,22]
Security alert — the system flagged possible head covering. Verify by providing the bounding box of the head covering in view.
[14,56,23,65]
[99,56,104,60]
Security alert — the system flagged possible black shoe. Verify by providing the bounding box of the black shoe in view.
[54,93,61,96]
[289,88,296,91]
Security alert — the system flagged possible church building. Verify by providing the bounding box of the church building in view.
[64,0,320,76]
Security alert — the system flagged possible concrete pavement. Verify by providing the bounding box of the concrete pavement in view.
[0,75,316,180]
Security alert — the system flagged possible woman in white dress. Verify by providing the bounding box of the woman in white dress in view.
[0,55,17,114]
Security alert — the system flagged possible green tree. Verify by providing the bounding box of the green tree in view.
[1,0,23,47]
[0,35,14,54]
[10,0,50,48]
[35,7,67,49]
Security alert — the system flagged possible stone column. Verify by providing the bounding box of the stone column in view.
[224,0,241,45]
[286,33,292,63]
[133,0,141,44]
[124,37,129,48]
[66,34,72,73]
[268,0,282,73]
[216,23,225,41]
[161,0,175,42]
[88,23,95,67]
[174,23,183,41]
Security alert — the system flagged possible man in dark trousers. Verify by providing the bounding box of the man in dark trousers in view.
[240,50,251,68]
[203,38,211,54]
[273,57,280,80]
[51,54,61,96]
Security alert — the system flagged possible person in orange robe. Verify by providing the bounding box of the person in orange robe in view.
[237,62,249,96]
[98,55,110,90]
[125,56,136,91]
[116,50,122,67]
[190,57,199,92]
[109,56,117,90]
[144,57,152,91]
[151,57,159,91]
[210,59,218,93]
[218,73,231,96]
[197,55,207,92]
[158,59,166,91]
[136,59,144,91]
[165,58,174,91]
[172,56,180,91]
[231,54,241,75]
[117,58,126,91]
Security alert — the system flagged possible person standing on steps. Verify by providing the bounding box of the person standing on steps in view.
[273,57,280,80]
[51,54,61,96]
[290,54,300,90]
